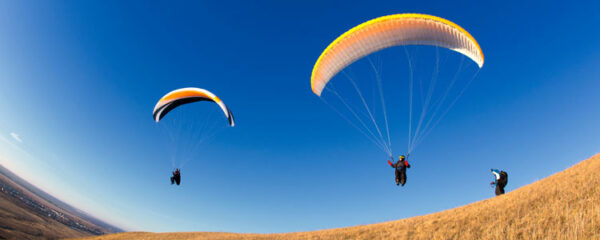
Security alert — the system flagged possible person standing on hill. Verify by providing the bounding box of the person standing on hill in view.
[388,155,411,187]
[490,169,508,195]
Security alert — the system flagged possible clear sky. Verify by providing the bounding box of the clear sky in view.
[0,0,599,233]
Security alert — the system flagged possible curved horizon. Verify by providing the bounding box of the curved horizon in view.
[0,0,599,234]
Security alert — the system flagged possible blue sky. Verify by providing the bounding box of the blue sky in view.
[0,0,599,233]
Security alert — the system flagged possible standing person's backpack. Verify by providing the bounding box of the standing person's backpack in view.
[499,171,508,186]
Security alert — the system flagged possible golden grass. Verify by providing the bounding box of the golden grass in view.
[0,170,99,240]
[72,154,600,240]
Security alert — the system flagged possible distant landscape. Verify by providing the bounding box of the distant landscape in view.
[0,164,122,240]
[73,154,600,240]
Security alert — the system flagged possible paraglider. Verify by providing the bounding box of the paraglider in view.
[311,14,484,185]
[388,155,411,187]
[153,87,235,186]
[171,168,181,185]
[490,169,508,195]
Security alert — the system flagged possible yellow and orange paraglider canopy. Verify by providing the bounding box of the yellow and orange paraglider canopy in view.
[153,87,235,127]
[311,13,484,96]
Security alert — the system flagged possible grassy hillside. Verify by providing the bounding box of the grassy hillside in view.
[74,154,600,240]
[0,173,94,240]
[0,193,90,240]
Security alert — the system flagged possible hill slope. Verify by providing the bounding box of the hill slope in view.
[75,154,600,240]
[0,164,121,240]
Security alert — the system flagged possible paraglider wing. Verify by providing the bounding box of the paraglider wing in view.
[153,87,235,126]
[311,13,484,96]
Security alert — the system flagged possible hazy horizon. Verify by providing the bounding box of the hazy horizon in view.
[1,0,599,233]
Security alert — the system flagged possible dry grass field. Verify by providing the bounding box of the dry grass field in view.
[0,193,90,240]
[74,154,600,240]
[0,173,95,240]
